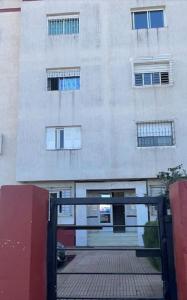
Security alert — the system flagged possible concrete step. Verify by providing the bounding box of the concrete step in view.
[88,232,139,246]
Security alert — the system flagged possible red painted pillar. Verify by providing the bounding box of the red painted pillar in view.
[0,185,48,300]
[170,181,187,300]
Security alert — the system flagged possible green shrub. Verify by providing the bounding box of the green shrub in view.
[143,221,161,271]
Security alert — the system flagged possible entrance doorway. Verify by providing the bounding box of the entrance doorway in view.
[113,204,125,232]
[112,191,125,232]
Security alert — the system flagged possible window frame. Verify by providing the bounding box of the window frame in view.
[136,121,175,148]
[131,56,173,88]
[134,71,169,87]
[47,13,80,36]
[47,68,80,92]
[46,126,82,151]
[49,189,74,218]
[131,7,166,30]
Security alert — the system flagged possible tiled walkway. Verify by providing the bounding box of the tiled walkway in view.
[57,250,163,299]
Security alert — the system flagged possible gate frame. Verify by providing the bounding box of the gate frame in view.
[47,196,177,300]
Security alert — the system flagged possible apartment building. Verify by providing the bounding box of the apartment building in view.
[1,0,187,246]
[0,0,21,186]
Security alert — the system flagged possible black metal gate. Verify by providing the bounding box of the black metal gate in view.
[47,196,177,300]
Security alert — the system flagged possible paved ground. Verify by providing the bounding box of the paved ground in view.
[57,250,163,299]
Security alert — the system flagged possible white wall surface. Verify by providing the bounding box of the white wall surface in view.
[0,2,20,185]
[17,0,187,182]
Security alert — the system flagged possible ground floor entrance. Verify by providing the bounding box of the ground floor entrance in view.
[113,204,125,232]
[87,189,138,246]
[48,195,178,300]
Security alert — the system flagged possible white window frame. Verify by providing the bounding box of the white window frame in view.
[49,189,73,218]
[131,7,166,30]
[47,13,80,36]
[46,126,81,150]
[131,56,173,88]
[134,71,169,87]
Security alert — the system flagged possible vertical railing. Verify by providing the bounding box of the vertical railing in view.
[165,215,178,300]
[47,198,58,300]
[158,197,178,300]
[158,197,169,299]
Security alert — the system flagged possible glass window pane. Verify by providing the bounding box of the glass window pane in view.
[134,12,148,29]
[138,137,155,147]
[48,20,64,35]
[157,136,173,146]
[64,19,79,34]
[60,130,64,149]
[135,73,143,86]
[150,10,164,28]
[152,72,160,84]
[59,77,80,91]
[144,73,152,85]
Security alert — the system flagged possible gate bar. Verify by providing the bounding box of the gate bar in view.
[57,225,159,229]
[56,196,163,205]
[56,297,164,300]
[63,247,161,251]
[57,272,162,275]
[47,199,58,300]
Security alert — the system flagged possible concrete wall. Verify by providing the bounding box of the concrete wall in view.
[17,0,187,182]
[170,181,187,300]
[0,0,21,186]
[0,185,48,300]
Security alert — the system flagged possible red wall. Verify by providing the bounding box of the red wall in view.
[57,228,75,246]
[0,185,48,300]
[170,181,187,300]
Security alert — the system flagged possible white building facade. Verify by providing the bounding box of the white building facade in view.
[1,0,187,246]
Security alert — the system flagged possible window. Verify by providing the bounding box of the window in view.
[137,121,174,147]
[46,126,81,150]
[50,189,73,217]
[149,185,166,220]
[48,14,79,35]
[149,186,165,197]
[135,72,169,86]
[47,68,80,91]
[133,57,173,87]
[132,9,164,29]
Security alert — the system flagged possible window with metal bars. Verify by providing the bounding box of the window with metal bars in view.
[135,71,169,86]
[132,9,165,30]
[137,121,174,147]
[48,16,79,35]
[47,68,80,91]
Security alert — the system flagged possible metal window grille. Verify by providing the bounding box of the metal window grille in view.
[135,73,143,86]
[47,68,80,91]
[134,72,169,86]
[161,72,169,84]
[137,121,174,147]
[48,17,79,35]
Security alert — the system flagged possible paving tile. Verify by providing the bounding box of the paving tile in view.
[57,250,163,299]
